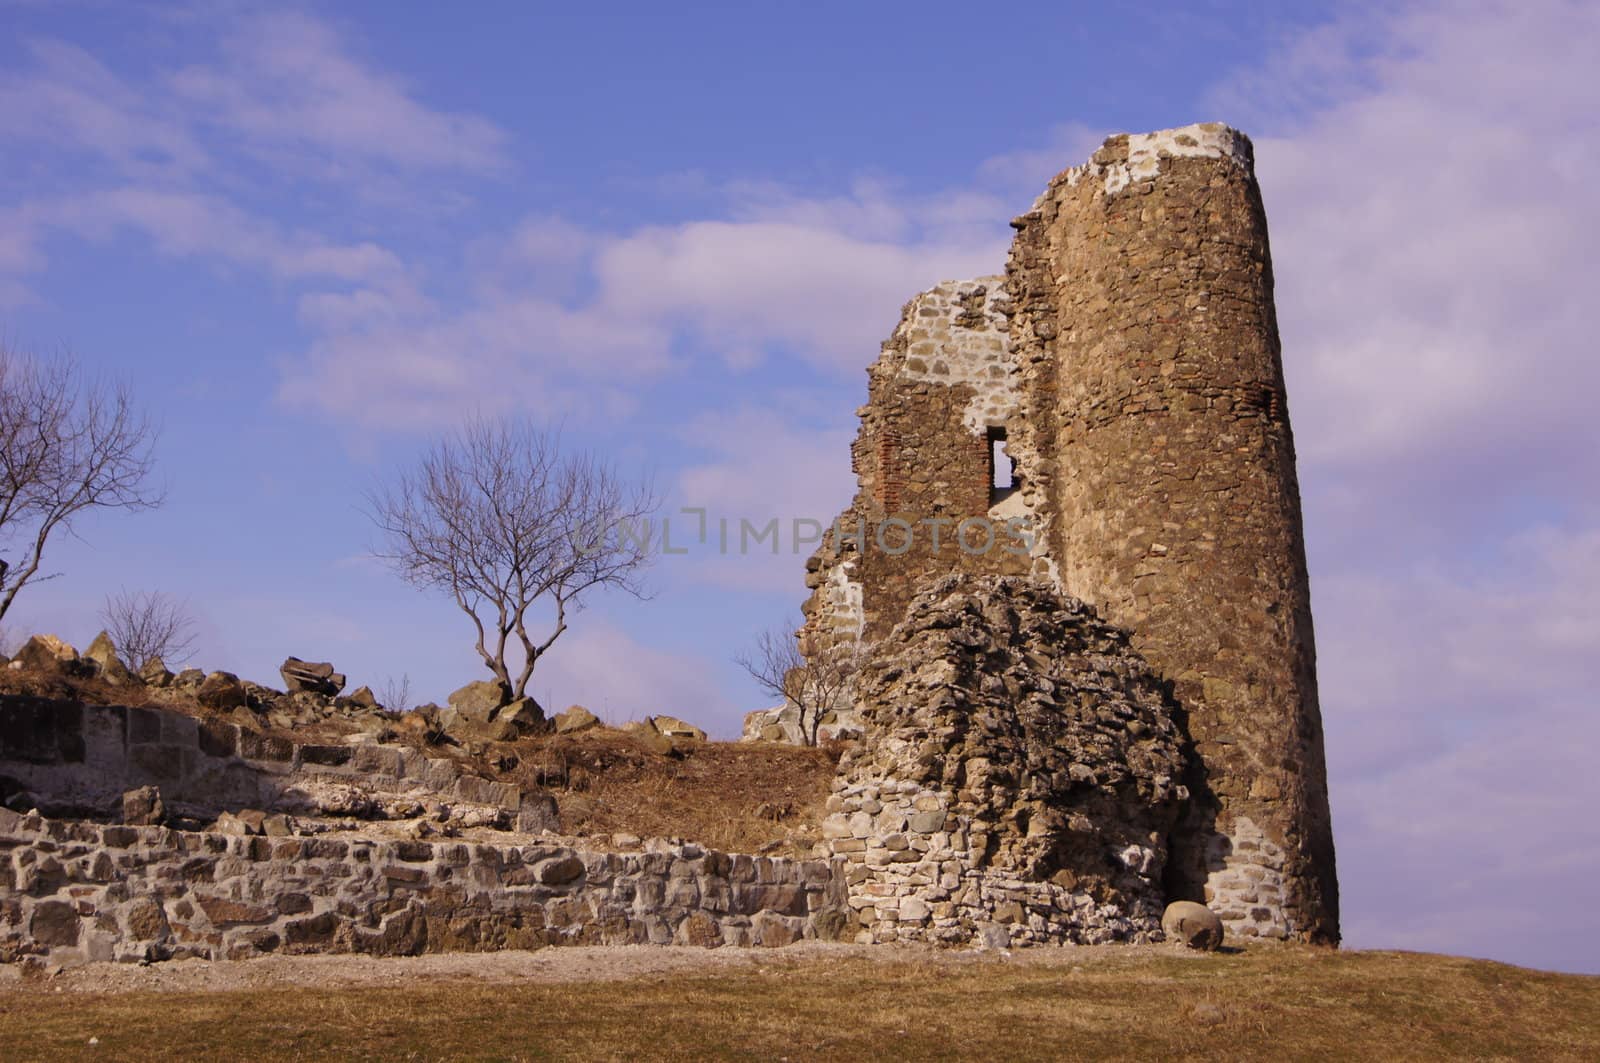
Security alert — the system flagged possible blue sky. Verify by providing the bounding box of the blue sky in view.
[2,1,1596,973]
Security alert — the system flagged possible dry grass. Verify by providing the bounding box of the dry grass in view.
[1,946,1596,1061]
[500,730,838,855]
[1,665,839,854]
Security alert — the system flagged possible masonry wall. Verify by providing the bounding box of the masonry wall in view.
[801,278,1034,653]
[799,123,1339,945]
[0,808,848,968]
[1005,124,1338,942]
[0,696,550,833]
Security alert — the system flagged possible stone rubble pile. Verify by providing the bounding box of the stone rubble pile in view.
[820,575,1192,947]
[2,633,567,748]
[740,701,865,745]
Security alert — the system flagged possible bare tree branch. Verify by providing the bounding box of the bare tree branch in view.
[378,674,414,715]
[0,346,163,622]
[99,589,198,672]
[365,416,658,711]
[736,623,863,746]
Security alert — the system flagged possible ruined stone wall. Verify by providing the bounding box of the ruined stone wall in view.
[0,808,847,968]
[1004,124,1337,942]
[798,123,1338,945]
[820,576,1189,947]
[801,278,1034,654]
[0,696,548,833]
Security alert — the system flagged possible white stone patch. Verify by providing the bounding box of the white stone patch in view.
[825,561,865,640]
[1059,122,1252,198]
[1204,814,1293,940]
[890,276,1020,434]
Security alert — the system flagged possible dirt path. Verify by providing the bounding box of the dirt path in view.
[0,940,1199,996]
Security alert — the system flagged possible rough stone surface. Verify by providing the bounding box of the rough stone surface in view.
[448,681,507,723]
[1161,900,1223,951]
[122,786,165,826]
[496,699,546,735]
[0,695,529,831]
[13,635,83,676]
[279,658,346,698]
[649,716,706,743]
[138,656,173,688]
[820,575,1188,947]
[84,632,133,684]
[799,122,1338,944]
[196,672,248,711]
[554,706,600,734]
[741,703,863,746]
[0,811,847,969]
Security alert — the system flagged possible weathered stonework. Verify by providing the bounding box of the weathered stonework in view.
[0,696,550,833]
[800,278,1035,656]
[0,807,848,968]
[820,576,1188,947]
[801,122,1339,944]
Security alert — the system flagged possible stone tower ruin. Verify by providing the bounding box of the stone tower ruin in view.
[801,123,1338,944]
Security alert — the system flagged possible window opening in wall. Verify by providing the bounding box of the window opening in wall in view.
[988,427,1017,506]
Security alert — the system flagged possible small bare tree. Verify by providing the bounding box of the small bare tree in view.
[737,624,863,746]
[0,347,162,621]
[99,589,197,671]
[378,673,414,715]
[367,417,656,712]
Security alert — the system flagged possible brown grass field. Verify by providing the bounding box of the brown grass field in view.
[1,943,1597,1061]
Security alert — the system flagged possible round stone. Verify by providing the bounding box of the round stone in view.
[1162,900,1224,950]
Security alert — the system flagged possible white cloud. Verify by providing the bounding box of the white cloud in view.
[521,622,737,733]
[1233,0,1600,970]
[169,10,508,175]
[670,404,857,594]
[0,39,207,177]
[0,9,506,305]
[1247,0,1599,523]
[280,169,1014,430]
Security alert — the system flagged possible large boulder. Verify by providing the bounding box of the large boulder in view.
[741,702,864,745]
[497,698,546,734]
[1162,901,1224,951]
[279,656,346,697]
[139,655,174,687]
[622,720,674,756]
[650,715,706,742]
[448,680,508,723]
[196,671,248,711]
[12,634,82,675]
[742,704,798,744]
[83,631,134,684]
[554,705,601,734]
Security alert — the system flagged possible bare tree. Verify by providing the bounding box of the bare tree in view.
[378,673,414,715]
[99,589,197,672]
[736,624,863,746]
[367,417,657,711]
[0,347,162,621]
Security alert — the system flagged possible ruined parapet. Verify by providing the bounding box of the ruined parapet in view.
[800,277,1036,659]
[821,576,1189,946]
[1005,123,1337,942]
